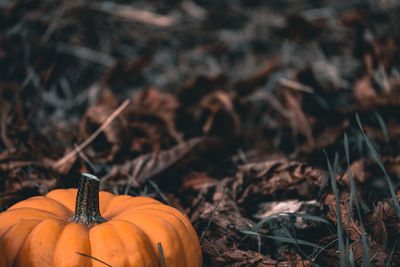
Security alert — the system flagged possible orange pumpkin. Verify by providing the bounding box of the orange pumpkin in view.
[0,173,202,267]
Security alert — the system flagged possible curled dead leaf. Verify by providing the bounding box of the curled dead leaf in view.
[100,137,206,190]
[196,90,241,137]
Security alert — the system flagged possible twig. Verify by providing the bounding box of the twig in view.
[57,44,116,67]
[0,102,14,149]
[90,1,175,27]
[53,99,130,169]
[181,1,207,19]
[278,78,314,93]
[74,143,98,174]
[0,161,51,171]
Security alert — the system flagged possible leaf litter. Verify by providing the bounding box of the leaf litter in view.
[1,0,400,265]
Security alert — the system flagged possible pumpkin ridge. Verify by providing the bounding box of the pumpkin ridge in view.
[0,207,64,221]
[112,219,163,266]
[5,207,65,218]
[8,196,73,219]
[102,196,160,218]
[146,208,201,265]
[98,191,115,214]
[0,208,62,241]
[114,207,198,237]
[108,220,148,266]
[116,212,188,266]
[89,220,157,267]
[46,189,77,212]
[101,195,131,216]
[104,203,166,220]
[141,210,195,266]
[0,219,42,265]
[15,219,66,266]
[123,206,202,266]
[0,220,17,238]
[117,208,200,266]
[0,222,16,240]
[149,213,189,267]
[88,222,116,266]
[103,202,164,220]
[53,223,92,267]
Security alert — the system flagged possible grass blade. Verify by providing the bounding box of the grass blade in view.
[240,211,333,246]
[344,133,370,266]
[253,212,285,231]
[384,240,397,267]
[373,111,389,143]
[349,246,355,267]
[147,179,172,206]
[245,220,261,254]
[375,206,387,246]
[76,252,112,267]
[27,179,49,194]
[200,188,227,245]
[323,150,345,267]
[282,226,317,266]
[239,229,322,250]
[290,213,332,225]
[158,242,167,267]
[254,212,332,232]
[313,238,338,261]
[356,113,400,220]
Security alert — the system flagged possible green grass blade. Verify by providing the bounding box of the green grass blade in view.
[76,252,112,267]
[289,213,331,225]
[384,240,398,267]
[344,133,370,266]
[200,188,227,245]
[158,242,167,267]
[323,150,345,267]
[254,212,332,232]
[239,211,333,246]
[349,246,355,267]
[253,211,286,231]
[239,229,322,250]
[246,220,261,254]
[22,168,49,194]
[356,113,400,220]
[369,252,377,263]
[313,238,338,261]
[360,226,371,267]
[282,226,317,267]
[27,179,49,194]
[375,207,387,246]
[147,179,172,206]
[373,111,389,143]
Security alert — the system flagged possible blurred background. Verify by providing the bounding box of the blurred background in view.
[1,0,400,265]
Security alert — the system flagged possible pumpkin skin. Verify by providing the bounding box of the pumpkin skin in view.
[0,175,202,267]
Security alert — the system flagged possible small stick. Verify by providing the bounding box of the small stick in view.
[90,2,175,27]
[53,99,130,169]
[74,143,98,174]
[278,78,314,93]
[57,44,116,67]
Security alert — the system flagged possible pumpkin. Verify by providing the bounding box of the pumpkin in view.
[0,173,202,267]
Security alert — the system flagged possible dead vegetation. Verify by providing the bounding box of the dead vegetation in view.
[1,0,400,265]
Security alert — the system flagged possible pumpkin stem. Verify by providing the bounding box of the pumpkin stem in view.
[70,173,107,228]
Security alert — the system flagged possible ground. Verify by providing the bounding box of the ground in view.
[1,0,400,266]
